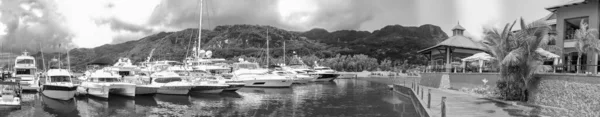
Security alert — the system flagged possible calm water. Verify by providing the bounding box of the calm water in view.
[1,79,419,117]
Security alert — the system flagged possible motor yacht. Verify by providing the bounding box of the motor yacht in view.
[184,71,229,94]
[109,58,159,95]
[80,70,136,98]
[0,80,21,109]
[310,66,340,82]
[232,60,292,88]
[13,52,40,91]
[150,71,194,95]
[220,74,245,91]
[40,69,77,100]
[269,70,314,84]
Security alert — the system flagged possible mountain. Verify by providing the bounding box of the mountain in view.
[301,24,448,64]
[32,24,447,71]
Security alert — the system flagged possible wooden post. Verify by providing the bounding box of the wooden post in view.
[417,85,420,95]
[442,97,447,117]
[421,88,424,99]
[428,89,431,108]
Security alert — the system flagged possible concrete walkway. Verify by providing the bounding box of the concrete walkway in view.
[357,77,541,117]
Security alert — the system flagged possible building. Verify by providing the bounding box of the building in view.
[546,0,600,73]
[417,23,487,72]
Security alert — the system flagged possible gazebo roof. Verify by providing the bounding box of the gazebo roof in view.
[546,0,587,11]
[417,35,486,53]
[452,24,465,30]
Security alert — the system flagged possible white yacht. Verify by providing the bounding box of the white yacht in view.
[232,60,293,88]
[13,52,40,91]
[0,80,21,109]
[109,58,159,95]
[220,74,246,91]
[40,69,77,100]
[310,62,340,82]
[150,71,194,95]
[269,70,314,84]
[184,71,229,94]
[80,70,136,98]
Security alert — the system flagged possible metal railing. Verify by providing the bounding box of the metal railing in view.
[422,64,600,74]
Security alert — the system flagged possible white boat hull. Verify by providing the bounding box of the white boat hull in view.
[136,85,159,95]
[42,89,76,100]
[223,83,245,91]
[243,79,293,88]
[20,80,40,91]
[157,86,192,95]
[0,97,20,107]
[83,84,136,98]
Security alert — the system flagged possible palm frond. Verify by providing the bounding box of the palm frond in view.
[501,48,525,66]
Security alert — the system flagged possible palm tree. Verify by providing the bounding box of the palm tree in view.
[482,18,554,101]
[574,21,600,74]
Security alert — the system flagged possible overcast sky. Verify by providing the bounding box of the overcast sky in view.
[0,0,568,50]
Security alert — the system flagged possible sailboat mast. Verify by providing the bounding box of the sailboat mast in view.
[266,28,269,66]
[197,0,203,58]
[283,40,285,65]
[39,43,46,71]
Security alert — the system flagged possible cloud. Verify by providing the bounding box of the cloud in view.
[148,0,377,31]
[0,0,161,51]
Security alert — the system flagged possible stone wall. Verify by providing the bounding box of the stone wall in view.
[528,74,600,117]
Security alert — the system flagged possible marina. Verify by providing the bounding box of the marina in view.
[0,79,420,117]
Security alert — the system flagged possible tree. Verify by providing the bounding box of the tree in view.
[482,18,555,101]
[574,21,600,73]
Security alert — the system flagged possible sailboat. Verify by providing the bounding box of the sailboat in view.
[185,0,235,93]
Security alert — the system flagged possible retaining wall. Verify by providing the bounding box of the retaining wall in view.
[420,73,501,89]
[527,73,600,117]
[420,72,600,116]
[393,84,430,117]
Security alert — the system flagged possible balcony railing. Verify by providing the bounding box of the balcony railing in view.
[422,64,600,74]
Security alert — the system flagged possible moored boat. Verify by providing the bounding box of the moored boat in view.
[41,68,77,100]
[0,80,21,109]
[13,52,40,91]
[232,60,293,88]
[188,74,229,94]
[80,70,136,98]
[150,71,193,95]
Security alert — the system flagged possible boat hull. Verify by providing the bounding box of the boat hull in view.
[136,85,159,95]
[190,85,228,94]
[0,97,21,107]
[157,86,192,95]
[20,80,40,91]
[223,83,245,91]
[243,79,293,88]
[42,85,76,100]
[312,74,340,82]
[83,84,136,98]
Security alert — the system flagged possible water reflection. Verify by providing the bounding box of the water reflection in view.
[4,79,419,117]
[41,95,78,116]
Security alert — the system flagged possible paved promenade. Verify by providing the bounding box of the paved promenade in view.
[357,77,542,117]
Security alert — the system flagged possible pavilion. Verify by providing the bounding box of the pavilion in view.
[417,23,488,72]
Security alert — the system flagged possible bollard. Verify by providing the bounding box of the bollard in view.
[427,89,431,108]
[442,97,447,117]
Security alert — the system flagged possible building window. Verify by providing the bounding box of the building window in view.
[564,17,589,40]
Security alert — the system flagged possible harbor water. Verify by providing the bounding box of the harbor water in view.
[1,79,420,117]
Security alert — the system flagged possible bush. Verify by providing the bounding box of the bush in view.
[496,80,528,101]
